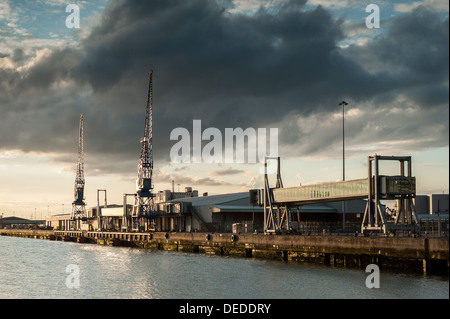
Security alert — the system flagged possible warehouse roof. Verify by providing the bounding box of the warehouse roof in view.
[212,205,264,213]
[211,204,337,213]
[0,216,44,225]
[162,192,342,213]
[161,192,249,207]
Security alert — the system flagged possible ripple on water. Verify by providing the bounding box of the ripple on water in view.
[0,236,448,299]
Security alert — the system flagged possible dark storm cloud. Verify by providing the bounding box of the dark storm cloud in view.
[278,5,449,157]
[77,0,349,104]
[68,0,383,164]
[343,6,449,106]
[209,167,246,176]
[0,0,448,174]
[18,48,80,90]
[377,7,448,77]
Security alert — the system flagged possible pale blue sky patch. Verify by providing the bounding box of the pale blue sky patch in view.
[0,0,107,43]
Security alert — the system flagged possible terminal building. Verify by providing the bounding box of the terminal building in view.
[45,188,370,233]
[45,187,199,231]
[46,188,449,234]
[44,188,376,233]
[156,192,369,233]
[0,216,45,229]
[414,194,449,215]
[413,194,449,236]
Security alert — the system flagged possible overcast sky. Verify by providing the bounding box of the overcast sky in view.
[0,0,448,218]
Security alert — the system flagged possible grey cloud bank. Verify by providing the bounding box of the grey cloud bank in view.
[0,0,448,175]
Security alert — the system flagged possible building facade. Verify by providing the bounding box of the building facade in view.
[45,189,377,233]
[414,194,449,215]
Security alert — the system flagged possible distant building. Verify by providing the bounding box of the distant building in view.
[0,216,45,229]
[414,195,429,215]
[87,204,132,231]
[429,194,449,215]
[414,194,449,215]
[413,194,449,237]
[46,205,131,231]
[155,187,199,203]
[44,188,377,233]
[45,214,72,230]
[323,200,373,222]
[157,192,369,233]
[45,186,200,232]
[157,192,252,232]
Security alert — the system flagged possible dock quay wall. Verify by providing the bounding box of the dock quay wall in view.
[1,229,448,275]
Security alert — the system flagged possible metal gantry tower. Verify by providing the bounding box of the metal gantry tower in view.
[250,154,419,235]
[71,114,86,229]
[262,156,291,234]
[361,155,419,235]
[132,70,156,231]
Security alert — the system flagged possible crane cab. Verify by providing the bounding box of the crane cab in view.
[138,177,153,191]
[74,189,84,202]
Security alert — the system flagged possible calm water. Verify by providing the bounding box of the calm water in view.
[0,236,448,299]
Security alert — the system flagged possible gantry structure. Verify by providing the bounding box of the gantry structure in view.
[250,155,419,235]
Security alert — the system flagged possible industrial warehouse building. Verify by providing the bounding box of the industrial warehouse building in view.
[45,187,199,231]
[156,192,369,233]
[0,216,45,229]
[414,194,449,215]
[42,191,450,234]
[45,188,370,233]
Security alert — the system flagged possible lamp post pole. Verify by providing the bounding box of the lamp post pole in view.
[339,101,348,230]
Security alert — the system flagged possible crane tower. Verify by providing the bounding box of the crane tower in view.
[71,113,86,229]
[132,70,156,231]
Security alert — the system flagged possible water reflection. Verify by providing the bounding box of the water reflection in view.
[0,236,448,299]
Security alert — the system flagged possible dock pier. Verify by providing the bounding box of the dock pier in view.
[1,229,448,275]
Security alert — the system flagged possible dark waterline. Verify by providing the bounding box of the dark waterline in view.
[0,236,448,299]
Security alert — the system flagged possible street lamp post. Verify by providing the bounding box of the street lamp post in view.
[339,101,348,230]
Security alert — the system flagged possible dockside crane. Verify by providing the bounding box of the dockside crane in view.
[71,114,87,229]
[132,70,156,231]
